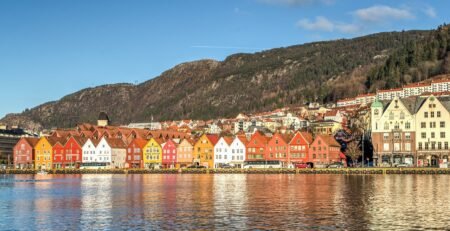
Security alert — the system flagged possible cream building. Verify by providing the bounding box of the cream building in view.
[415,95,450,167]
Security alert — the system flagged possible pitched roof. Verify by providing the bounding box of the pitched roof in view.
[105,137,127,149]
[24,137,40,147]
[46,137,67,146]
[206,134,220,145]
[98,111,110,121]
[299,132,313,144]
[223,137,234,145]
[130,138,148,148]
[317,135,340,147]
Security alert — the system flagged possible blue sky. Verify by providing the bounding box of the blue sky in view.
[0,0,448,118]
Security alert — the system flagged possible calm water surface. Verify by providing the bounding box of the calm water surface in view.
[0,174,449,230]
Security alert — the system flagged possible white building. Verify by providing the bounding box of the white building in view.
[81,137,112,169]
[376,88,404,101]
[229,136,247,168]
[214,137,233,168]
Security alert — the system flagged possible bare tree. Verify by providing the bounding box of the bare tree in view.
[345,141,361,167]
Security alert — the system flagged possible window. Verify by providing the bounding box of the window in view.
[383,143,389,151]
[394,143,400,151]
[425,143,429,150]
[394,133,400,139]
[437,111,441,117]
[418,142,423,150]
[431,132,435,138]
[384,122,389,130]
[421,122,426,128]
[421,132,426,139]
[405,122,411,129]
[441,132,446,138]
[394,122,400,129]
[445,142,449,149]
[405,133,411,140]
[430,122,436,128]
[405,143,411,151]
[383,133,389,140]
[424,112,428,118]
[440,121,445,128]
[438,142,442,150]
[431,111,435,118]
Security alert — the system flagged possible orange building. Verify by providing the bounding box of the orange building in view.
[194,134,219,168]
[309,135,345,166]
[246,131,269,161]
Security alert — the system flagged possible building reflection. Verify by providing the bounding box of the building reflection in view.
[80,174,113,229]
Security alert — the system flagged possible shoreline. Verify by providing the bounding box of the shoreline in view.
[2,168,450,175]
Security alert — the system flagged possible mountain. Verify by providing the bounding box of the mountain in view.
[2,25,449,131]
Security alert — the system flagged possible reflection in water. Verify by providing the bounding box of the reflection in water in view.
[1,174,450,230]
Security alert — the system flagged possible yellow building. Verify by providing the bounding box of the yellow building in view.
[34,137,63,170]
[193,134,219,168]
[143,138,162,169]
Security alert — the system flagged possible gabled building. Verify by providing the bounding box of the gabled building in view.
[162,139,177,168]
[214,137,233,168]
[415,95,450,167]
[176,138,194,167]
[126,138,147,168]
[143,138,163,169]
[13,137,39,169]
[289,131,313,164]
[63,136,87,169]
[308,135,344,166]
[230,136,247,168]
[194,134,219,168]
[371,97,416,166]
[246,131,268,161]
[107,138,127,169]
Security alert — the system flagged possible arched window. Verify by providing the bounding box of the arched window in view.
[394,122,400,129]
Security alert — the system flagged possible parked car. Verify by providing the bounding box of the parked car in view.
[327,162,344,168]
[295,163,310,169]
[395,163,412,168]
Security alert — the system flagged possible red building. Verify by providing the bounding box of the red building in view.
[246,131,269,161]
[63,136,87,169]
[126,138,147,168]
[162,139,177,168]
[289,131,313,164]
[13,137,39,169]
[309,135,345,166]
[266,133,292,167]
[52,139,66,169]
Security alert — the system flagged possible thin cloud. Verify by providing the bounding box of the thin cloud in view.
[423,6,437,18]
[297,16,334,32]
[191,45,267,50]
[354,5,414,22]
[296,16,361,34]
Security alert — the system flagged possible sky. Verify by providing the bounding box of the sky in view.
[0,0,449,118]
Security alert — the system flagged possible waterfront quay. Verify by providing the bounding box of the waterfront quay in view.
[3,167,450,175]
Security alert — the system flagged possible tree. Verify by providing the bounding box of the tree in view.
[345,141,361,167]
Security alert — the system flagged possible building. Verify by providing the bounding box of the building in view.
[415,95,450,167]
[13,137,39,169]
[214,137,233,168]
[371,97,416,166]
[107,138,127,169]
[81,137,112,169]
[126,138,147,168]
[97,112,110,127]
[310,120,342,135]
[143,138,163,169]
[289,131,313,164]
[63,136,87,169]
[162,139,177,168]
[193,134,219,168]
[176,138,194,168]
[35,137,64,170]
[308,135,344,167]
[376,88,404,101]
[266,133,292,167]
[246,131,268,161]
[229,136,247,168]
